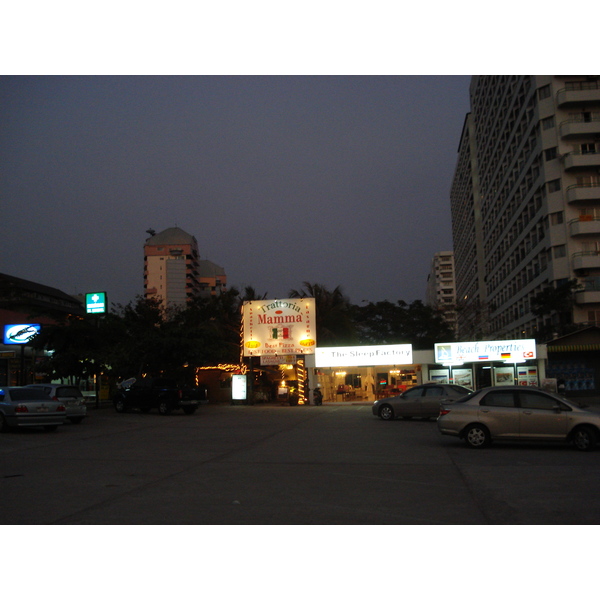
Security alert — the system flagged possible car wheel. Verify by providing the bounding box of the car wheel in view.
[114,398,126,413]
[158,401,172,415]
[69,417,84,424]
[572,426,597,452]
[0,413,10,433]
[379,405,394,420]
[183,407,197,415]
[464,424,491,448]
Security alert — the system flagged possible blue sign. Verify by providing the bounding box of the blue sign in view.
[3,324,41,344]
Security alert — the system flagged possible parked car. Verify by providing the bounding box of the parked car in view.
[25,384,87,424]
[373,383,472,420]
[113,377,202,415]
[437,386,600,451]
[0,386,67,432]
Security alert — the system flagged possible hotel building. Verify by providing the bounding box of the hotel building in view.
[425,251,458,335]
[450,76,600,341]
[144,227,227,309]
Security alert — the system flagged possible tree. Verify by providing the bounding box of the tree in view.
[353,299,455,349]
[289,282,358,346]
[531,279,581,340]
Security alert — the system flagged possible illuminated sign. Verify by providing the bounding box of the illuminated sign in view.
[3,324,41,344]
[232,375,247,400]
[242,298,316,357]
[86,292,107,314]
[435,339,537,365]
[315,344,413,368]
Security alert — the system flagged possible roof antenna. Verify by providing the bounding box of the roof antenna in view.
[146,228,156,236]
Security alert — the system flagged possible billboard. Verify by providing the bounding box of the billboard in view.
[434,339,536,365]
[315,344,413,368]
[242,298,316,357]
[3,324,41,344]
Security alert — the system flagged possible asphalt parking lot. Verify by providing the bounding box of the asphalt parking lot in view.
[2,402,600,525]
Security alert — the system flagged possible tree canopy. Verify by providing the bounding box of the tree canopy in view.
[31,283,456,382]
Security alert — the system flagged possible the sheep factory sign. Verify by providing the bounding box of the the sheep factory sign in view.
[242,298,316,357]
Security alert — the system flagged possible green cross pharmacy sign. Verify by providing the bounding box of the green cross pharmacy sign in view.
[86,292,107,314]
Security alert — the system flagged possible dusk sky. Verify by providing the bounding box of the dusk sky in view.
[1,75,471,307]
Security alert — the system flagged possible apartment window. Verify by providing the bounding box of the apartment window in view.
[538,85,551,100]
[544,147,557,161]
[550,211,564,225]
[547,179,561,193]
[541,116,555,130]
[588,310,600,324]
[581,143,597,155]
[553,245,567,259]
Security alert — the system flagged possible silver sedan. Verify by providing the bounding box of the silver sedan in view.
[373,383,472,420]
[26,384,87,424]
[437,386,600,451]
[0,386,67,432]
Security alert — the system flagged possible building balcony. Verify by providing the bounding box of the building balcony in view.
[557,81,600,106]
[560,116,600,138]
[567,183,600,203]
[569,215,600,236]
[570,216,600,237]
[572,251,600,271]
[576,290,600,304]
[563,150,600,170]
[576,277,600,304]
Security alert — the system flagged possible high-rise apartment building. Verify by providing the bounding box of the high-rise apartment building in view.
[451,76,600,341]
[144,227,227,309]
[425,251,458,335]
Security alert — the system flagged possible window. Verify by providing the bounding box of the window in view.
[480,391,515,407]
[547,179,561,193]
[545,147,557,161]
[424,387,444,397]
[538,85,551,100]
[541,116,555,130]
[403,387,424,398]
[550,211,564,226]
[581,143,597,155]
[553,245,567,259]
[519,391,561,411]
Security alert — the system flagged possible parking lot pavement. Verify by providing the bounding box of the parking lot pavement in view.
[2,403,600,524]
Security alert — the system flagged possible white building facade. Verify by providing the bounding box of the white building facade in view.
[425,251,458,335]
[451,76,600,341]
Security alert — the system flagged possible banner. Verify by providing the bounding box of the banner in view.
[242,298,316,357]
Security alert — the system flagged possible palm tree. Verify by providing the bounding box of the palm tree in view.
[289,282,358,346]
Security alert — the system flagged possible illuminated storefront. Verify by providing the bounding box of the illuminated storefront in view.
[305,339,548,403]
[306,344,431,402]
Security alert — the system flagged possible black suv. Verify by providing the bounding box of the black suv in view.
[113,378,202,415]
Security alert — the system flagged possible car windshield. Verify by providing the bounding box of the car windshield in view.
[453,390,480,403]
[56,387,83,398]
[9,388,50,401]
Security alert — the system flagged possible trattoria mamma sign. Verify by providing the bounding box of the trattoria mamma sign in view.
[242,298,316,357]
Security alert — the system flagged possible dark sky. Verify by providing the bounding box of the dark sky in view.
[1,75,471,306]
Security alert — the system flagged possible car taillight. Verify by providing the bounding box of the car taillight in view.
[57,404,66,412]
[178,390,183,399]
[439,407,451,416]
[52,395,58,402]
[16,404,29,413]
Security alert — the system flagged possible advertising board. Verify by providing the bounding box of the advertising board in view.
[434,339,536,365]
[3,324,41,344]
[242,298,316,357]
